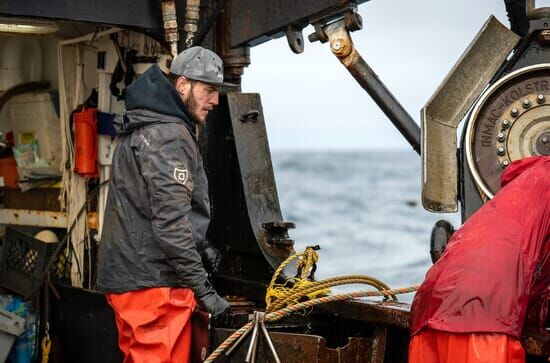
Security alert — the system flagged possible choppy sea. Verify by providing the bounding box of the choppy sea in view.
[271,150,460,302]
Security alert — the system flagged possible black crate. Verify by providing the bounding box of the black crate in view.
[0,227,57,296]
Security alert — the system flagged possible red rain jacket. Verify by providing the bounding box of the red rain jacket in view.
[411,156,550,338]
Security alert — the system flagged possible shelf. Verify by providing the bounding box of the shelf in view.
[0,208,67,228]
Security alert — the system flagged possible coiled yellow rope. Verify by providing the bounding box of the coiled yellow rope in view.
[265,246,397,313]
[265,246,327,311]
[267,275,397,312]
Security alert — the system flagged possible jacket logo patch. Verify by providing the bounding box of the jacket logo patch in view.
[174,167,189,185]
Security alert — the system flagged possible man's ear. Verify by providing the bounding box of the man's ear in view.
[175,76,190,97]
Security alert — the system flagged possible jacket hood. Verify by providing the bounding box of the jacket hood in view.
[122,64,193,131]
[500,156,549,187]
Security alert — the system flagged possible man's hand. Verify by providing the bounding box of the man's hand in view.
[198,291,231,319]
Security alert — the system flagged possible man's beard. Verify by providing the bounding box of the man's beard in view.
[183,93,200,123]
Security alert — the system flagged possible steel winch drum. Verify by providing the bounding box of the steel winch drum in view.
[465,63,550,199]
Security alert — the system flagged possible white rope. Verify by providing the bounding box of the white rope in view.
[57,42,87,287]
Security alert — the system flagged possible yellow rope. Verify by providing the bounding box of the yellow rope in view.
[266,246,398,313]
[265,246,323,309]
[265,252,301,300]
[267,275,397,312]
[296,247,318,280]
[41,336,51,363]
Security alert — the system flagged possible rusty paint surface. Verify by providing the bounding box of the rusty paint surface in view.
[213,329,380,363]
[317,300,411,329]
[367,327,387,363]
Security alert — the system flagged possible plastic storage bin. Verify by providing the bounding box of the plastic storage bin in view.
[0,227,57,296]
[0,308,25,363]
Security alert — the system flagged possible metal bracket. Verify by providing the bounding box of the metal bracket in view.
[262,222,295,246]
[285,26,305,54]
[226,311,281,363]
[308,8,361,44]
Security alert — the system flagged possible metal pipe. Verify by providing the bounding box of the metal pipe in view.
[250,312,261,363]
[225,323,253,356]
[324,20,421,154]
[245,314,260,363]
[260,319,281,363]
[346,53,420,154]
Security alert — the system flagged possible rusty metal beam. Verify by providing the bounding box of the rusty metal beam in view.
[229,0,370,48]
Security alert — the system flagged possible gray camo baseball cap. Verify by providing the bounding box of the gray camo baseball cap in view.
[169,46,237,87]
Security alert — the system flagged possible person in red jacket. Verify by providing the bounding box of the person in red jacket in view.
[409,156,550,363]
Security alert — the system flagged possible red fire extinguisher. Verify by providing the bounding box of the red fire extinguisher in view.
[73,107,99,178]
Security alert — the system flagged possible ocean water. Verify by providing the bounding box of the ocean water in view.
[271,150,460,302]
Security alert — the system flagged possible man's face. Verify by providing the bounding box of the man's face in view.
[176,77,219,125]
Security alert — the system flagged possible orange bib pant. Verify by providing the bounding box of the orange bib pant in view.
[106,287,197,363]
[408,328,525,363]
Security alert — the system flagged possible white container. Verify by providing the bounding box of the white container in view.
[0,37,42,92]
[9,91,62,170]
[0,308,25,363]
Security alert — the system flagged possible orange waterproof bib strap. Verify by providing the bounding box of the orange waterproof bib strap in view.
[106,287,197,363]
[408,329,525,363]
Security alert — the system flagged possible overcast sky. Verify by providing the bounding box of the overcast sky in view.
[241,0,510,151]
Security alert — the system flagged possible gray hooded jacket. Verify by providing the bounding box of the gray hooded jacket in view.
[97,64,214,300]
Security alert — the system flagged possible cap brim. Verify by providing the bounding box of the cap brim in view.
[206,80,240,88]
[179,74,239,88]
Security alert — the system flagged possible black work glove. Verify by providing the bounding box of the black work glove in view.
[213,306,233,327]
[199,240,221,274]
[198,291,231,319]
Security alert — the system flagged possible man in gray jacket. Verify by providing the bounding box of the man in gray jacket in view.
[97,46,231,363]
